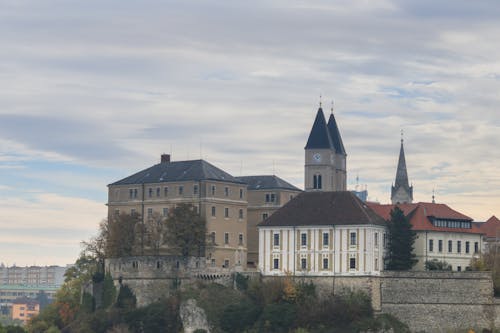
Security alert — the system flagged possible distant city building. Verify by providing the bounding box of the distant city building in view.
[11,297,39,325]
[0,265,66,312]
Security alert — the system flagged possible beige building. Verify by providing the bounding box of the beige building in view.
[108,155,248,269]
[11,297,39,325]
[236,175,301,267]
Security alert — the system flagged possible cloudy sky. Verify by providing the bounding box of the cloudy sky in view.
[1,0,499,266]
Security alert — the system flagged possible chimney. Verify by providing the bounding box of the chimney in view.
[161,154,171,163]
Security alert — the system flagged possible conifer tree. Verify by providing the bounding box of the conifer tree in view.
[386,207,417,270]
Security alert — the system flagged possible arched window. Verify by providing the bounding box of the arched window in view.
[314,174,322,189]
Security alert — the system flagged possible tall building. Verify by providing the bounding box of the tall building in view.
[304,106,346,192]
[108,155,248,269]
[391,137,413,204]
[11,297,40,325]
[236,175,302,267]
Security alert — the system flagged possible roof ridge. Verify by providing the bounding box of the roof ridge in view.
[351,192,373,223]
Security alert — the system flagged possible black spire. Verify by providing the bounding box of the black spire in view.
[305,108,334,149]
[391,137,413,203]
[327,113,346,155]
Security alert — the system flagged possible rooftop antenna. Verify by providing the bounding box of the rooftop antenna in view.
[432,188,436,204]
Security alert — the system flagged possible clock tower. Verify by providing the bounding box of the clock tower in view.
[304,104,347,192]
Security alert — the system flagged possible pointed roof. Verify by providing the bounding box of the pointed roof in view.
[394,140,410,189]
[259,191,386,227]
[236,175,302,191]
[305,108,334,150]
[109,159,244,186]
[327,112,346,155]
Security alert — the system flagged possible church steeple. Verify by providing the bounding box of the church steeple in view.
[391,135,413,204]
[304,103,347,192]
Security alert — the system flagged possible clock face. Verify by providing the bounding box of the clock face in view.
[313,153,322,162]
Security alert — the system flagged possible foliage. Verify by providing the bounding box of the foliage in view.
[470,247,500,296]
[80,292,95,314]
[164,204,207,257]
[35,291,51,311]
[386,206,418,270]
[101,273,117,309]
[105,213,141,258]
[425,259,452,271]
[234,272,249,291]
[260,302,297,333]
[144,212,167,255]
[220,298,260,333]
[125,296,181,333]
[116,285,136,310]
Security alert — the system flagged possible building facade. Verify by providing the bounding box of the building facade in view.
[236,175,302,267]
[11,297,39,325]
[108,155,248,269]
[258,191,387,276]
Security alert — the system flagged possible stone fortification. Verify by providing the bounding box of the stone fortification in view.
[105,256,500,332]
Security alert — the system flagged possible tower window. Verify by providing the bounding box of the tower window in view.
[313,174,322,189]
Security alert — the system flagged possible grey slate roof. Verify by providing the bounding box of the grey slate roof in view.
[236,175,302,191]
[259,191,386,227]
[110,159,244,186]
[305,107,334,149]
[327,113,346,155]
[391,140,413,197]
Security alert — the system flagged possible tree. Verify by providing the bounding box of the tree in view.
[386,207,417,270]
[425,259,452,271]
[164,204,207,257]
[105,213,141,258]
[144,212,166,255]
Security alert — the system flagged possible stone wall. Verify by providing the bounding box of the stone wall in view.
[379,271,497,332]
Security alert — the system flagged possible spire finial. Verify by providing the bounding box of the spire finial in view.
[432,188,436,204]
[401,129,404,144]
[319,94,322,108]
[331,100,334,114]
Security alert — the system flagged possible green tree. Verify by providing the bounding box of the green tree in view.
[386,207,417,270]
[425,259,452,271]
[101,273,117,309]
[164,204,207,257]
[116,285,136,310]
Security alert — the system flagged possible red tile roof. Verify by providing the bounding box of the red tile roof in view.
[367,202,483,235]
[478,215,500,239]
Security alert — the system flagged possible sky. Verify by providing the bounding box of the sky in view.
[1,0,499,266]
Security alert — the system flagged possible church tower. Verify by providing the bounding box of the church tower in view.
[391,136,413,204]
[304,104,347,191]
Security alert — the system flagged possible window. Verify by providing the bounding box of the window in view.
[375,258,379,270]
[147,208,153,217]
[313,174,322,189]
[265,193,276,202]
[438,240,443,253]
[466,241,470,254]
[474,242,479,253]
[301,258,307,270]
[210,232,216,244]
[193,185,199,195]
[429,239,434,252]
[163,208,169,217]
[448,240,453,253]
[457,241,462,253]
[114,209,120,215]
[129,189,134,199]
[156,187,160,197]
[239,233,243,245]
[350,232,357,246]
[178,186,184,195]
[149,188,153,198]
[156,261,161,269]
[301,233,307,246]
[211,206,216,217]
[239,188,244,199]
[350,258,356,270]
[224,187,229,196]
[262,213,269,220]
[211,185,216,196]
[224,207,229,218]
[323,233,329,247]
[323,258,329,270]
[164,187,169,197]
[374,232,379,247]
[133,189,138,198]
[211,259,216,267]
[224,259,230,268]
[224,233,229,244]
[383,233,387,248]
[457,266,462,272]
[239,209,244,219]
[274,233,280,246]
[273,258,279,269]
[131,208,136,215]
